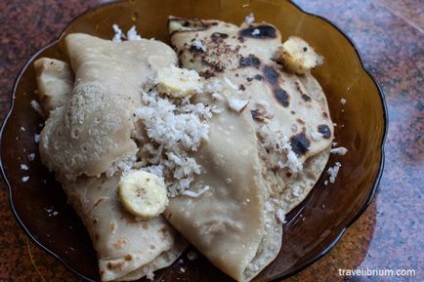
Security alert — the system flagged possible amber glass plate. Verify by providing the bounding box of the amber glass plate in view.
[0,0,387,281]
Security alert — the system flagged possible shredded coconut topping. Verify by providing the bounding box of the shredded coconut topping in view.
[20,164,29,171]
[112,24,142,42]
[327,162,341,184]
[182,185,210,198]
[257,124,303,174]
[245,13,255,25]
[31,100,44,117]
[135,87,212,197]
[228,97,250,113]
[330,147,348,156]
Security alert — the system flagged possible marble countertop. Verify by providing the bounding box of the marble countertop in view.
[0,0,422,281]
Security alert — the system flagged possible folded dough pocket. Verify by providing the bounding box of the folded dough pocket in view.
[39,33,178,181]
[169,17,334,213]
[36,33,186,281]
[163,86,283,282]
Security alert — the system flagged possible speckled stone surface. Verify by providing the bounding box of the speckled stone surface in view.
[0,0,423,281]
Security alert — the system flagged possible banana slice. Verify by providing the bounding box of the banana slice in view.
[156,65,203,98]
[274,36,323,75]
[118,170,169,219]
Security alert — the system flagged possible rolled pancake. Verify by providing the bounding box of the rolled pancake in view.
[37,34,187,281]
[168,17,334,213]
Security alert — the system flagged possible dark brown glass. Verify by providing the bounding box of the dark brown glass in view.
[0,0,387,281]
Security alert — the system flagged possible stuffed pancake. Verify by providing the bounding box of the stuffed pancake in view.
[168,17,334,214]
[36,33,188,281]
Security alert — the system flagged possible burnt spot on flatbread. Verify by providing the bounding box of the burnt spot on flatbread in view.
[322,112,329,119]
[168,18,212,36]
[125,254,133,261]
[239,84,246,91]
[181,20,191,27]
[296,118,306,125]
[239,25,277,39]
[239,54,261,68]
[246,74,264,82]
[251,109,266,122]
[262,66,290,107]
[107,261,125,271]
[274,88,289,107]
[318,124,332,139]
[290,132,311,156]
[302,94,311,102]
[211,32,229,43]
[199,69,215,79]
[254,74,264,81]
[263,65,279,85]
[294,81,311,102]
[160,225,172,240]
[237,36,246,43]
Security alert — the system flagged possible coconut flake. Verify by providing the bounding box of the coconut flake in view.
[112,24,123,42]
[31,100,44,117]
[127,26,142,41]
[227,97,250,113]
[251,28,260,36]
[20,164,29,171]
[276,209,286,223]
[327,162,341,184]
[181,185,210,198]
[27,153,36,161]
[330,147,348,156]
[223,77,239,90]
[245,13,255,25]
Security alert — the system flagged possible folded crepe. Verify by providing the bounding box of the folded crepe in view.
[35,18,335,282]
[163,17,334,281]
[36,33,187,281]
[168,17,334,213]
[164,84,284,281]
